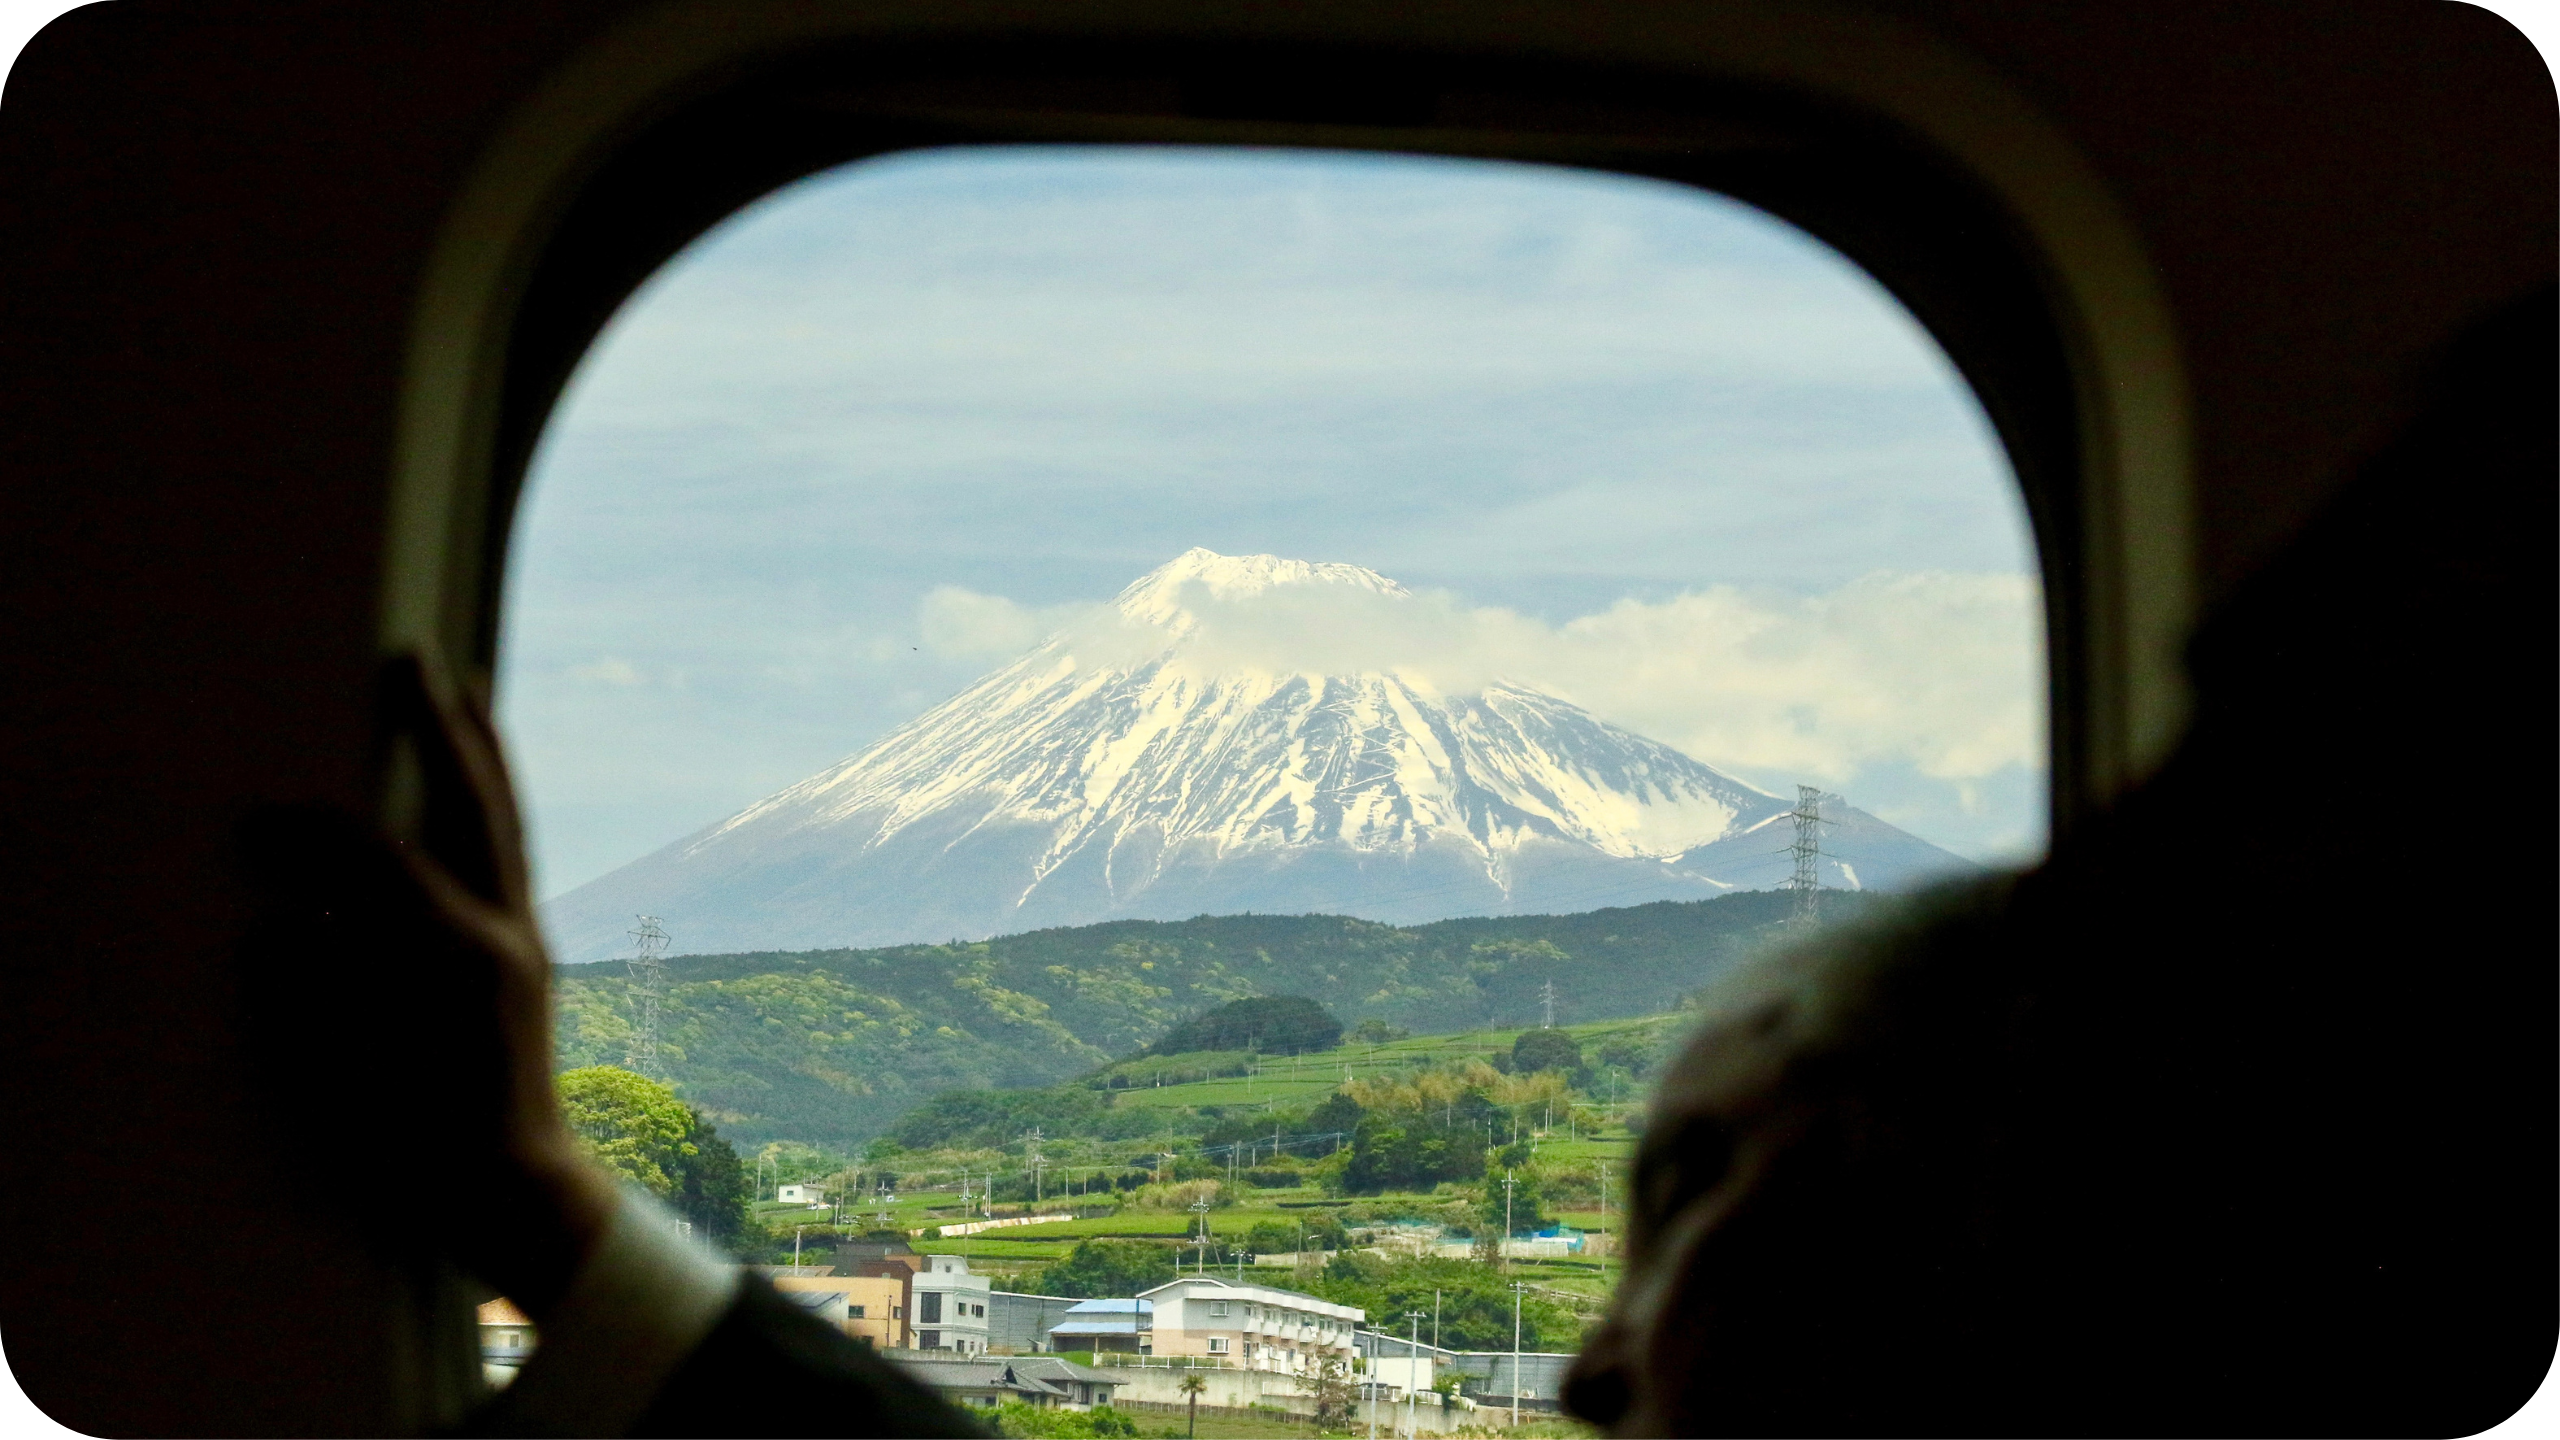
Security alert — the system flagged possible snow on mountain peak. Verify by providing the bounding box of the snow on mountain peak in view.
[536,549,1973,959]
[1110,548,1411,632]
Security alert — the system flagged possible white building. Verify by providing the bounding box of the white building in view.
[912,1253,994,1354]
[776,1183,827,1205]
[1138,1278,1363,1375]
[476,1298,534,1389]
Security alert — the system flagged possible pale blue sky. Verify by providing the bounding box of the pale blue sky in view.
[499,146,2045,900]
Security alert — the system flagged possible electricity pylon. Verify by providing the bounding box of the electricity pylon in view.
[625,915,670,1074]
[1786,787,1831,924]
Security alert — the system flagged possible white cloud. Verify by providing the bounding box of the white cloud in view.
[1534,573,2045,784]
[917,586,1110,661]
[933,570,2045,788]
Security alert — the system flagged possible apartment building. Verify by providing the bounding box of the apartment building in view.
[1138,1278,1363,1374]
[769,1271,911,1349]
[912,1253,994,1354]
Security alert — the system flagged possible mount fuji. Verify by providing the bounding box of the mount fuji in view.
[541,550,1974,962]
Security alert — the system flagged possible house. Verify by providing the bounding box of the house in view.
[1002,1356,1121,1410]
[1351,1334,1578,1412]
[781,1288,848,1330]
[766,1269,911,1349]
[835,1237,929,1276]
[911,1254,993,1354]
[1044,1297,1152,1355]
[776,1183,827,1205]
[1138,1278,1363,1375]
[988,1291,1085,1354]
[476,1298,535,1388]
[883,1352,1074,1413]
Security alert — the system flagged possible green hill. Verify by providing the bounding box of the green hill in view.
[552,889,1874,1147]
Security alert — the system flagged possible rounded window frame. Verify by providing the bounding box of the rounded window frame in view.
[383,0,2192,839]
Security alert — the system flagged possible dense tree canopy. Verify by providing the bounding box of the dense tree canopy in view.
[1508,1028,1584,1076]
[887,1083,1164,1152]
[555,1065,748,1246]
[1308,1091,1364,1136]
[553,892,1841,1148]
[559,1065,697,1193]
[1340,1105,1492,1194]
[1478,1164,1553,1237]
[1145,995,1342,1058]
[672,1118,748,1245]
[1036,1239,1178,1299]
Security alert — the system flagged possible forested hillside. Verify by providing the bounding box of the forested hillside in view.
[552,889,1878,1147]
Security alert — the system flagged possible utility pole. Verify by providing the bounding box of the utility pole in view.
[624,915,670,1075]
[1511,1282,1526,1428]
[1366,1320,1377,1440]
[1597,1163,1610,1288]
[1404,1311,1426,1439]
[1538,979,1557,1029]
[1787,786,1828,925]
[1190,1197,1213,1275]
[793,1224,805,1268]
[1024,1128,1044,1205]
[1503,1169,1516,1271]
[1433,1289,1442,1352]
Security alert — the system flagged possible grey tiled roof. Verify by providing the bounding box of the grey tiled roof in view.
[1007,1357,1113,1387]
[884,1354,1072,1399]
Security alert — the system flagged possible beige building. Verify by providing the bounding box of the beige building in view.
[769,1270,911,1349]
[1137,1278,1363,1375]
[476,1297,535,1388]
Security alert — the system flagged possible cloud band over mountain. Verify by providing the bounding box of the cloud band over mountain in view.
[918,563,2043,798]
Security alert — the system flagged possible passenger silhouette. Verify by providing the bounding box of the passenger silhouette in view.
[1563,289,2555,1435]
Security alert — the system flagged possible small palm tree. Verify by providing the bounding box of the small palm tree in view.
[1179,1370,1207,1438]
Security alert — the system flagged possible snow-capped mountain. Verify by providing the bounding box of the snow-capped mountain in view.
[541,549,1973,961]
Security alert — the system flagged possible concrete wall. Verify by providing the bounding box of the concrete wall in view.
[1112,1376,1497,1435]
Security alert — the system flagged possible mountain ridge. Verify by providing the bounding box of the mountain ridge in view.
[543,549,1971,962]
[550,889,1889,1147]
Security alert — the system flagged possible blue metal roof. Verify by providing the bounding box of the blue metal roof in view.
[1048,1320,1145,1337]
[1062,1298,1153,1314]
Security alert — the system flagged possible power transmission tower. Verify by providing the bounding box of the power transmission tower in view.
[1023,1127,1044,1204]
[1538,979,1558,1029]
[624,915,670,1074]
[1786,787,1830,924]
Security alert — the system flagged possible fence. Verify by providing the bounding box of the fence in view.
[1088,1352,1235,1370]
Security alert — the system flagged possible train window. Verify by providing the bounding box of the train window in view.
[496,145,2042,1269]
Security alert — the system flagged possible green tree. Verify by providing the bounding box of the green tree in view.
[1178,1372,1206,1438]
[557,1065,696,1194]
[671,1118,749,1246]
[1243,1220,1300,1256]
[1303,1354,1358,1426]
[992,1400,1139,1437]
[1307,1090,1364,1136]
[1035,1238,1178,1299]
[1340,1111,1489,1194]
[1479,1166,1551,1238]
[1146,995,1342,1057]
[1508,1028,1583,1076]
[1466,939,1571,1025]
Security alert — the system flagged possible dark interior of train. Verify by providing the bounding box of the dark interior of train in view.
[2,2,2550,1434]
